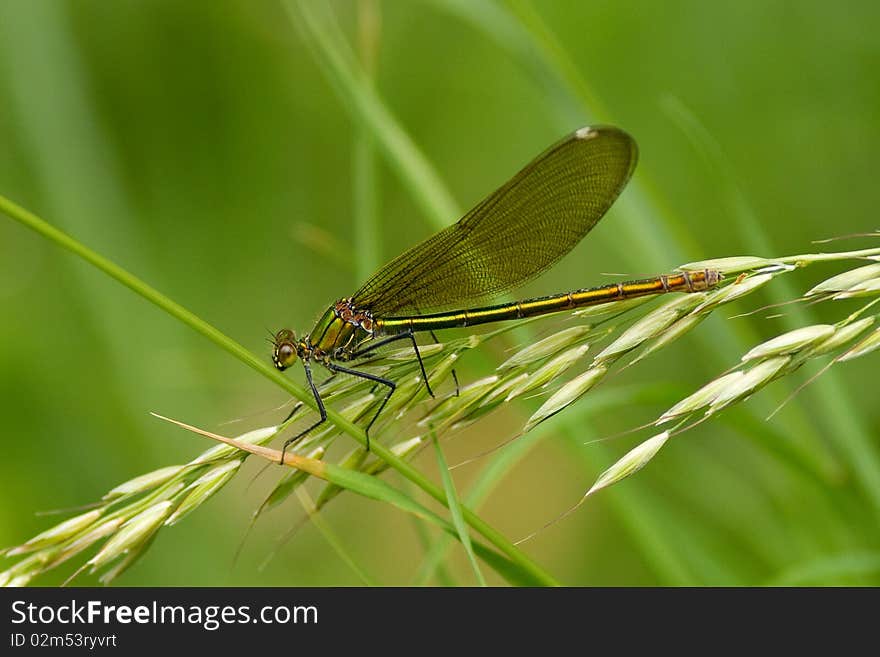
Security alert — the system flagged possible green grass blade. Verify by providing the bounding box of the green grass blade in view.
[432,434,487,586]
[322,462,536,585]
[295,488,377,586]
[285,0,460,230]
[406,501,458,586]
[322,462,447,525]
[353,124,380,281]
[352,0,382,281]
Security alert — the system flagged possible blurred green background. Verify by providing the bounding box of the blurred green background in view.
[1,0,878,586]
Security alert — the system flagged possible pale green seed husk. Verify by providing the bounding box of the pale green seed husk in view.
[417,375,499,427]
[523,366,608,433]
[497,325,592,371]
[505,343,590,400]
[832,278,880,299]
[631,313,708,364]
[806,263,880,296]
[389,435,424,458]
[258,446,326,515]
[838,327,880,361]
[165,459,243,526]
[104,465,185,500]
[657,370,747,424]
[44,518,125,570]
[587,431,670,496]
[741,325,835,361]
[593,295,704,362]
[480,372,529,407]
[88,501,174,569]
[810,317,875,356]
[572,294,653,318]
[679,256,773,274]
[382,342,444,361]
[708,356,792,412]
[7,509,102,555]
[191,425,279,464]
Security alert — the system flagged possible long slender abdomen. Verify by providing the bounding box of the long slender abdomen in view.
[376,269,721,334]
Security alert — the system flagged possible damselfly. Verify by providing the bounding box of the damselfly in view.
[272,126,721,459]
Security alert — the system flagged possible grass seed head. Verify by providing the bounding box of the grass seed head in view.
[810,317,875,356]
[832,278,880,299]
[838,327,880,362]
[104,465,186,500]
[741,325,836,362]
[505,343,591,400]
[806,263,880,296]
[708,356,791,412]
[523,365,608,432]
[7,510,103,556]
[165,460,243,526]
[657,370,746,424]
[593,295,703,363]
[497,325,592,371]
[587,431,670,496]
[88,501,174,570]
[679,256,774,274]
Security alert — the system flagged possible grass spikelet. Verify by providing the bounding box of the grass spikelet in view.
[656,371,747,424]
[504,343,590,400]
[165,460,244,526]
[629,313,708,364]
[692,271,776,311]
[833,278,880,299]
[87,502,174,571]
[838,327,880,361]
[679,256,774,273]
[806,263,880,296]
[254,446,327,518]
[707,356,792,412]
[497,325,591,371]
[586,431,671,496]
[523,366,607,432]
[6,510,103,556]
[104,466,186,500]
[592,293,705,363]
[809,317,875,357]
[741,325,836,362]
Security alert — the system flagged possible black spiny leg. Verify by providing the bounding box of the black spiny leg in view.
[281,372,336,424]
[427,328,459,397]
[349,330,435,398]
[326,362,396,451]
[279,362,326,465]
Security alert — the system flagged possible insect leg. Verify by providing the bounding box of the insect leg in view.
[281,372,337,424]
[426,328,459,397]
[279,361,327,465]
[325,362,396,452]
[349,331,435,399]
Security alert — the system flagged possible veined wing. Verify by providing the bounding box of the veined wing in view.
[351,126,637,314]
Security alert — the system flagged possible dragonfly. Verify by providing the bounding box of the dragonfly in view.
[272,126,721,459]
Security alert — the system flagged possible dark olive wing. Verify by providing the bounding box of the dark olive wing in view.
[351,126,637,314]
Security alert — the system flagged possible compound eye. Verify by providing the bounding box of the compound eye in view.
[274,342,297,370]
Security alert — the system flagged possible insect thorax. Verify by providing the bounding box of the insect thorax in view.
[305,299,375,359]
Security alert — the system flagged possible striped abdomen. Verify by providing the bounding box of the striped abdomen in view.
[376,269,721,335]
